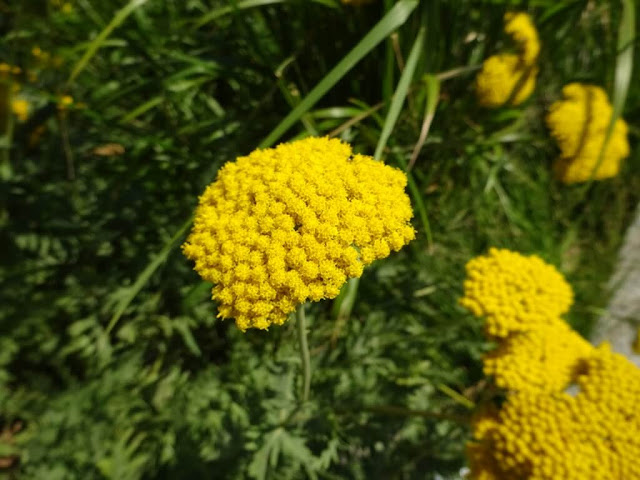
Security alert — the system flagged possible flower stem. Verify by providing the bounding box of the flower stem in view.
[296,304,311,403]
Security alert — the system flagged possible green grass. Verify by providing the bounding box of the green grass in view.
[1,0,639,479]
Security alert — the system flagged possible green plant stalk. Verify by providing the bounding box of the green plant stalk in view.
[296,304,311,403]
[259,0,418,148]
[374,22,426,160]
[68,0,150,85]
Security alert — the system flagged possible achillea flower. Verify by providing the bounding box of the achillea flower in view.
[546,83,630,183]
[483,321,593,393]
[475,55,537,107]
[504,12,540,66]
[11,99,29,122]
[475,12,539,108]
[182,137,415,331]
[468,344,640,480]
[460,248,573,337]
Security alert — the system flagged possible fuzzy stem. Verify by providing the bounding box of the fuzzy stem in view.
[296,304,311,403]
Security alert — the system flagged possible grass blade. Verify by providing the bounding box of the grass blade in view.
[259,0,419,149]
[408,74,440,170]
[106,217,192,334]
[68,0,150,84]
[374,23,425,160]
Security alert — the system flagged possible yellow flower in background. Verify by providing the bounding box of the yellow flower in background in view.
[11,99,29,122]
[468,344,640,480]
[57,95,74,110]
[475,54,537,107]
[475,12,539,108]
[182,137,415,331]
[504,12,540,65]
[546,83,630,183]
[460,248,573,337]
[483,321,592,393]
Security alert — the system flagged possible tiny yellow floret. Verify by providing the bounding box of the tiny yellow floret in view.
[546,83,630,183]
[460,248,573,337]
[183,137,415,331]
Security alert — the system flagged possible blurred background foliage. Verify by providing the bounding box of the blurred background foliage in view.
[1,0,639,478]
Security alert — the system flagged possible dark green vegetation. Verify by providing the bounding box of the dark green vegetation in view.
[1,0,639,478]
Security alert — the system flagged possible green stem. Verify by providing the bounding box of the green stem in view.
[296,304,311,403]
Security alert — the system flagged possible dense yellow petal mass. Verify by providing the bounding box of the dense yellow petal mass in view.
[475,54,537,107]
[469,345,640,480]
[483,321,593,393]
[475,12,539,107]
[546,83,630,183]
[504,12,540,66]
[182,137,415,331]
[459,248,573,337]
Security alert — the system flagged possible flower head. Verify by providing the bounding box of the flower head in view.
[11,99,29,122]
[475,12,539,108]
[483,321,592,393]
[504,12,540,65]
[183,137,415,331]
[468,344,640,480]
[460,248,573,337]
[546,83,630,183]
[475,54,537,107]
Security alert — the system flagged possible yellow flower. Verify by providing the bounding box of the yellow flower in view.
[475,12,539,108]
[11,99,29,122]
[483,321,593,393]
[475,54,537,107]
[58,95,74,110]
[460,248,573,337]
[546,83,630,183]
[182,137,415,331]
[468,344,640,480]
[504,12,540,65]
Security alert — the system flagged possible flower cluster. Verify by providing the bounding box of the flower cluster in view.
[546,83,630,183]
[183,137,415,331]
[476,12,540,107]
[483,321,591,393]
[468,345,640,480]
[459,248,573,338]
[462,248,640,479]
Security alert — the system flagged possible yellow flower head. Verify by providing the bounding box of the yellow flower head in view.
[483,321,593,393]
[182,137,415,331]
[504,12,540,65]
[475,54,537,107]
[468,344,640,480]
[546,83,630,183]
[11,99,29,122]
[460,248,573,337]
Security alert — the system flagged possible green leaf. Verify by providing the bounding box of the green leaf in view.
[374,22,425,160]
[259,0,419,149]
[68,0,150,84]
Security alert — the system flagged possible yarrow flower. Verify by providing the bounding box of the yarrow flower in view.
[182,137,415,331]
[546,83,630,184]
[11,99,29,122]
[483,321,592,393]
[475,12,539,107]
[459,248,573,337]
[468,344,640,480]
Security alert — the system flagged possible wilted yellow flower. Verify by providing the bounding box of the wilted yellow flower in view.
[460,248,573,337]
[475,54,537,107]
[504,12,540,65]
[182,137,415,331]
[483,321,593,393]
[546,83,630,183]
[468,344,640,480]
[11,99,29,122]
